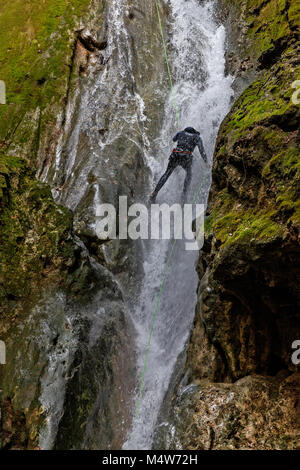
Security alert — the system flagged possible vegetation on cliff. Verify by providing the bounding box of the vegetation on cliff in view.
[0,0,106,312]
[209,0,300,248]
[0,151,82,311]
[0,0,106,449]
[0,0,100,157]
[177,0,300,450]
[0,0,299,451]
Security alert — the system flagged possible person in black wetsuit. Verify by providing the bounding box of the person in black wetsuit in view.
[150,127,208,202]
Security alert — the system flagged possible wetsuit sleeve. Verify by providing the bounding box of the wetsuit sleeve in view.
[173,133,179,142]
[197,136,208,163]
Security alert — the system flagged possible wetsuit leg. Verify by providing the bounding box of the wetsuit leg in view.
[183,157,192,193]
[153,155,178,196]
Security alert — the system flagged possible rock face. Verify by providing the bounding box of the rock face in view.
[169,373,300,450]
[0,0,171,450]
[0,0,135,450]
[1,0,299,451]
[168,0,300,450]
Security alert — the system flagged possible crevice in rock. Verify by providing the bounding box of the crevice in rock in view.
[258,36,291,69]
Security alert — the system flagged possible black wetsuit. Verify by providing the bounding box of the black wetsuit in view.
[151,127,207,199]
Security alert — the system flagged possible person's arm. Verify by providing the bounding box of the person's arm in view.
[173,132,179,142]
[197,136,208,163]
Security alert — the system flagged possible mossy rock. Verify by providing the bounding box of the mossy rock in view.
[0,0,104,160]
[0,152,75,309]
[206,42,300,250]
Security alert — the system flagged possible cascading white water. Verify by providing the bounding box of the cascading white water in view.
[48,0,151,215]
[123,0,233,450]
[39,0,233,450]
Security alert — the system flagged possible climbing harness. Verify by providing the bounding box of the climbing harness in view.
[172,149,192,155]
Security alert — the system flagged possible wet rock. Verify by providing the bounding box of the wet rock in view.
[78,28,106,52]
[0,0,171,450]
[169,0,300,450]
[167,373,300,449]
[0,0,134,450]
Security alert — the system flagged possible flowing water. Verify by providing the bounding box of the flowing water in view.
[41,0,233,450]
[123,0,233,450]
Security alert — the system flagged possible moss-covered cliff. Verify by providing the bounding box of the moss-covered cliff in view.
[0,0,100,159]
[0,0,136,450]
[1,0,173,450]
[1,0,299,451]
[169,0,300,450]
[0,0,106,305]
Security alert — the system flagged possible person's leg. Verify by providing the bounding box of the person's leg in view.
[183,157,192,193]
[151,155,178,199]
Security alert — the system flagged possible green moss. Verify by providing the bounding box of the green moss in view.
[210,144,299,248]
[247,0,290,55]
[204,213,217,235]
[262,147,300,178]
[210,129,299,249]
[225,0,295,61]
[0,0,98,148]
[205,190,233,235]
[0,0,105,307]
[0,152,74,302]
[288,0,300,27]
[262,147,300,223]
[213,207,283,247]
[224,61,300,140]
[206,1,299,253]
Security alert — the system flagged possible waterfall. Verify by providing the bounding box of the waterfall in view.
[123,0,233,450]
[39,0,233,450]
